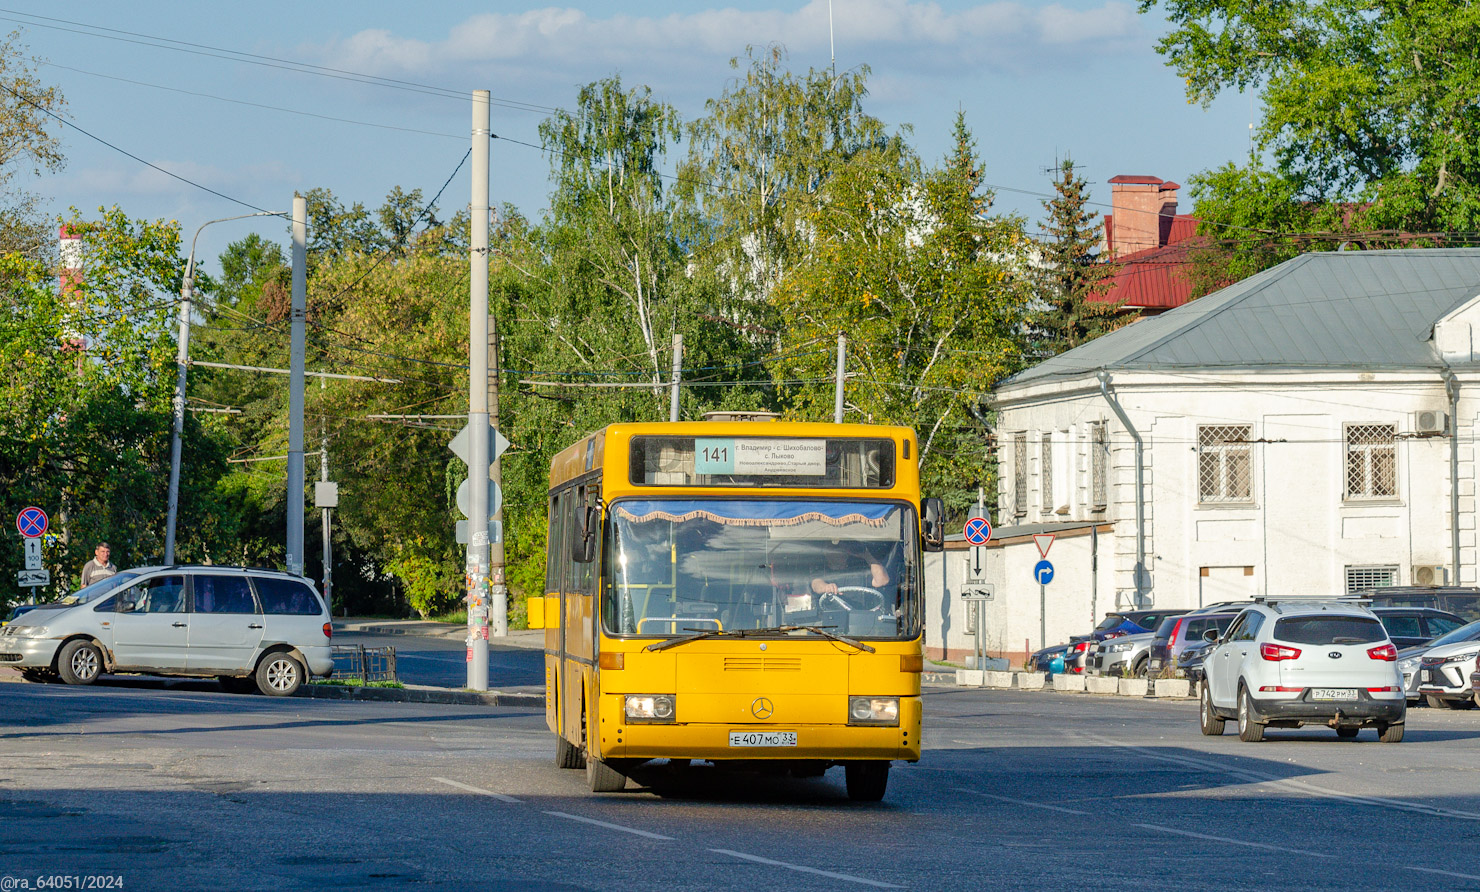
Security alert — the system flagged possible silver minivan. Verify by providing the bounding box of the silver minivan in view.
[0,566,333,696]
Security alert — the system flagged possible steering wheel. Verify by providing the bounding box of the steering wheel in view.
[822,585,885,611]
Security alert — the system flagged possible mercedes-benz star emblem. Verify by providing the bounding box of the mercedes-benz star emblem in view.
[1329,651,1343,659]
[751,697,775,719]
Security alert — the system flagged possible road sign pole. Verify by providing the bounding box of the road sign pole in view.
[1040,583,1046,651]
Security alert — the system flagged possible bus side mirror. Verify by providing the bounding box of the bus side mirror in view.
[572,505,598,563]
[922,498,945,552]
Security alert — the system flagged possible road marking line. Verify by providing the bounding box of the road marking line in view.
[431,776,521,803]
[952,787,1090,815]
[1402,865,1480,881]
[543,811,673,840]
[1078,733,1480,822]
[1133,823,1331,859]
[709,848,902,889]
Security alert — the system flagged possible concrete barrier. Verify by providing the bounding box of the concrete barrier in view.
[1150,678,1192,698]
[955,669,983,686]
[1084,675,1120,694]
[984,670,1015,688]
[1052,674,1086,693]
[1117,677,1149,697]
[1014,672,1045,690]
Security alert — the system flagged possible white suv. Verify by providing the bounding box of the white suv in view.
[1199,599,1405,742]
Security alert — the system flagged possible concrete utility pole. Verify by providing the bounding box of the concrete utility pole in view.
[834,332,846,423]
[669,332,682,422]
[320,377,333,610]
[489,319,507,639]
[165,211,277,565]
[287,195,307,577]
[466,90,492,688]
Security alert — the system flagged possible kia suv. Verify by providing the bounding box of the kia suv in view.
[1199,598,1405,742]
[0,565,333,696]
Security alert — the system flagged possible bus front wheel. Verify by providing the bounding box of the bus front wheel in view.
[844,761,889,802]
[586,756,629,793]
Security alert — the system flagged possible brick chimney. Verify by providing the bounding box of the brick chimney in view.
[1107,176,1179,259]
[58,224,87,353]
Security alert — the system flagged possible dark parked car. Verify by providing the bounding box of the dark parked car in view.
[1372,607,1466,648]
[1361,586,1480,623]
[1091,610,1192,641]
[1027,641,1077,673]
[1146,612,1238,676]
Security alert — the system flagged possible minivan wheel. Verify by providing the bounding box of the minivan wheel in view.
[256,652,304,696]
[56,640,103,685]
[1237,687,1265,742]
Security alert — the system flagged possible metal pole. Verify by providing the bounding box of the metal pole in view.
[834,332,846,423]
[320,376,332,610]
[286,195,307,577]
[165,211,275,564]
[489,318,507,638]
[466,89,492,689]
[669,332,682,422]
[1446,369,1461,585]
[1040,583,1047,651]
[1099,371,1146,601]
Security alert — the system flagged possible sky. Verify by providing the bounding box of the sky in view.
[5,1,1254,272]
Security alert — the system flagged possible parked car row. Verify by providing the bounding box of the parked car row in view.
[1,565,334,696]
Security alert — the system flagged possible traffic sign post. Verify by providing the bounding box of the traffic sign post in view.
[960,584,994,686]
[963,516,992,581]
[17,568,49,588]
[1033,558,1055,651]
[23,537,42,571]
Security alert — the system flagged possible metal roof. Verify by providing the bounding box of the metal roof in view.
[1002,248,1480,388]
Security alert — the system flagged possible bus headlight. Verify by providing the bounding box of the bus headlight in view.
[848,696,899,726]
[625,694,676,723]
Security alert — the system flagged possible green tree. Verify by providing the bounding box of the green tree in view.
[1031,159,1125,356]
[1142,0,1480,282]
[769,115,1033,512]
[0,29,66,260]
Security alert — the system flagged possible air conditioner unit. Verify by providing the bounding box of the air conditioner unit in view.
[1412,564,1448,586]
[1415,410,1450,436]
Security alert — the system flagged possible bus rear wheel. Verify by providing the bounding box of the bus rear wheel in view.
[556,734,585,769]
[844,761,889,802]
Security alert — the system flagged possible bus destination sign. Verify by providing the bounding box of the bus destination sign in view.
[696,438,826,476]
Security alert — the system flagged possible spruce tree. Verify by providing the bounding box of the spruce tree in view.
[1032,160,1126,357]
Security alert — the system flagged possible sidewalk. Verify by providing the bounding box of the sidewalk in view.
[334,617,545,649]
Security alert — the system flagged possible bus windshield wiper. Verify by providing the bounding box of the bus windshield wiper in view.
[747,625,876,653]
[644,628,737,652]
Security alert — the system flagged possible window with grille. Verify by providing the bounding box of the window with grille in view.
[1345,424,1397,499]
[1013,433,1027,517]
[1090,422,1107,509]
[1345,565,1398,595]
[1197,424,1253,504]
[1040,433,1054,512]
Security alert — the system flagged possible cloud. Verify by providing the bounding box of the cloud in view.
[306,1,1144,82]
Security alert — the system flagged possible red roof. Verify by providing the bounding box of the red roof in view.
[1094,212,1200,311]
[1107,175,1164,185]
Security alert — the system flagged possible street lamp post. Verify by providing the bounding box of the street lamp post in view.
[164,211,280,565]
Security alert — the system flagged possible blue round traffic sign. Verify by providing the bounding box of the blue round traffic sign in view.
[1033,559,1054,585]
[963,516,992,545]
[16,506,48,539]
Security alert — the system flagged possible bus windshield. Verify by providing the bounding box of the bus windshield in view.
[602,498,919,640]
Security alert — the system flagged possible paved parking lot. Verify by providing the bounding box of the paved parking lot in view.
[3,680,1480,889]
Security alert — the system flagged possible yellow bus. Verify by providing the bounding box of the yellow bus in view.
[542,416,944,800]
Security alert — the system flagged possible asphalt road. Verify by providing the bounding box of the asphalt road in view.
[333,632,543,689]
[3,682,1480,890]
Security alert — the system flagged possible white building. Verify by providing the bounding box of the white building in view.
[926,249,1480,665]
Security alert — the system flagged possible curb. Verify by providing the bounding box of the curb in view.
[297,684,544,708]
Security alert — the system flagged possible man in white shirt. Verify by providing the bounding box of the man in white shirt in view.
[80,542,117,587]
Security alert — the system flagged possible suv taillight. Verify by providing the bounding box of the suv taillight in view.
[1168,618,1185,648]
[1260,642,1301,661]
[323,622,333,640]
[1367,643,1397,661]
